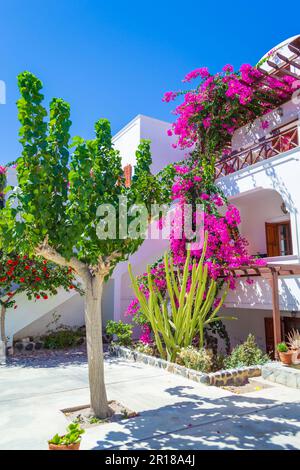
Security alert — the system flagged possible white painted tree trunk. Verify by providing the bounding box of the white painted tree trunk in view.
[34,242,113,418]
[84,274,112,418]
[0,304,6,345]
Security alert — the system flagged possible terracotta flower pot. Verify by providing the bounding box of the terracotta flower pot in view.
[278,350,293,366]
[48,441,81,451]
[291,348,300,365]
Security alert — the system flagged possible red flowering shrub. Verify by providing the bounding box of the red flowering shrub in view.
[0,252,81,343]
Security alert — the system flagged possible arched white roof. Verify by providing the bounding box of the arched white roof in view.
[258,35,300,74]
[259,35,300,62]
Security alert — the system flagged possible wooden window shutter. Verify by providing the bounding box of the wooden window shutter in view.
[265,222,279,257]
[265,221,292,257]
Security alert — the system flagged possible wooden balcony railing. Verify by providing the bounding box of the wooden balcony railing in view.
[215,124,299,179]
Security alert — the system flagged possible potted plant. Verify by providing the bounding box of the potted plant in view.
[277,342,293,366]
[287,329,300,365]
[48,423,85,450]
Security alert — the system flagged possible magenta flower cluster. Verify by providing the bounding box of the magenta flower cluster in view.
[125,161,265,342]
[163,63,300,150]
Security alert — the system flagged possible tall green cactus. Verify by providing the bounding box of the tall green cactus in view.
[128,232,233,362]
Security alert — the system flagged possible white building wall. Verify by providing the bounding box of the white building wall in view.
[14,292,84,340]
[113,114,185,173]
[112,117,141,169]
[218,147,300,257]
[222,308,273,351]
[111,219,170,322]
[5,289,84,345]
[111,114,185,321]
[232,98,300,152]
[233,189,290,256]
[223,276,300,311]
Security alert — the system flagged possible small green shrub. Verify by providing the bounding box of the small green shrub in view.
[135,342,155,356]
[211,353,226,372]
[277,342,289,353]
[106,320,133,346]
[42,327,84,349]
[176,346,213,372]
[48,423,85,446]
[225,334,269,368]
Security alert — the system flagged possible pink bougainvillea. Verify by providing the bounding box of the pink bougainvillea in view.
[164,63,300,152]
[125,60,295,342]
[126,159,266,342]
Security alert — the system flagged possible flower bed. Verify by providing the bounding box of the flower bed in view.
[110,345,262,387]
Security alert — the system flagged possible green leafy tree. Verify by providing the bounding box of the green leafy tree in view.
[0,72,161,417]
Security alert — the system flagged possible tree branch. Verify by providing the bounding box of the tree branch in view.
[35,238,88,282]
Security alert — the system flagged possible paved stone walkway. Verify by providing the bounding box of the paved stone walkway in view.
[0,353,300,450]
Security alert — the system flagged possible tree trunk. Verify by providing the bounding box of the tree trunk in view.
[84,274,112,418]
[0,304,6,345]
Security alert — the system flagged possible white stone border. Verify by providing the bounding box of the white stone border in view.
[109,345,262,386]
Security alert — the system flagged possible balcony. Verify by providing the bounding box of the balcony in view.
[215,122,299,179]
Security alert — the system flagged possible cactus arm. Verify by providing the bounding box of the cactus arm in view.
[199,230,208,265]
[204,283,229,324]
[169,256,180,299]
[164,252,178,321]
[206,316,237,324]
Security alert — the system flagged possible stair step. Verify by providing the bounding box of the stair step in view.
[262,362,300,389]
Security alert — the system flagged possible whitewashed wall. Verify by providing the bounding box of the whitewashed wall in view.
[113,114,185,173]
[231,188,289,256]
[5,290,84,345]
[218,146,300,258]
[222,308,273,351]
[232,98,300,152]
[223,276,300,311]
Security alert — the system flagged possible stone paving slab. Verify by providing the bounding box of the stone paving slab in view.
[113,404,300,450]
[1,355,300,450]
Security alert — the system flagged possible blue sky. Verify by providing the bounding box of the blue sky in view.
[1,0,300,164]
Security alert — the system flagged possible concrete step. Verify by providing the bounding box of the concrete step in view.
[262,362,300,389]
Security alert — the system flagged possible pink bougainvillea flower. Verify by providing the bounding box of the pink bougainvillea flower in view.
[183,67,210,82]
[162,91,177,103]
[261,120,269,130]
[222,64,234,73]
[203,116,212,129]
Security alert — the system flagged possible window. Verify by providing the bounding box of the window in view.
[265,221,292,257]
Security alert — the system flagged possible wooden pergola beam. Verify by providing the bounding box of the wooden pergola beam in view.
[270,268,282,356]
[276,52,300,71]
[219,263,300,278]
[288,44,300,56]
[267,60,300,79]
[217,262,300,355]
